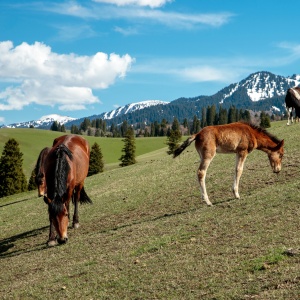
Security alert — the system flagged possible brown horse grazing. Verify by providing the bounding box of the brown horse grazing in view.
[173,122,284,206]
[43,134,92,246]
[285,87,300,125]
[34,147,51,197]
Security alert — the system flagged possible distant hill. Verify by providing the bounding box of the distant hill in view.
[2,71,300,129]
[1,114,76,129]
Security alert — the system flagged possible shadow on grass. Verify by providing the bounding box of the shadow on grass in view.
[0,196,236,258]
[0,196,37,208]
[98,195,236,234]
[0,226,49,258]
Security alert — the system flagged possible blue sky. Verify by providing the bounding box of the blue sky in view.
[0,0,300,124]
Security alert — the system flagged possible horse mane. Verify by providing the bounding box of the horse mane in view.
[46,144,73,216]
[240,121,281,144]
[54,144,73,199]
[34,147,50,185]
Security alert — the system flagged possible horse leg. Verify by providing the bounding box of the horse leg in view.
[197,156,214,206]
[48,217,57,246]
[232,152,247,199]
[286,107,291,125]
[72,187,81,229]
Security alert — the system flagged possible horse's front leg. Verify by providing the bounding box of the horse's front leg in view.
[232,152,247,199]
[72,187,81,229]
[48,217,57,246]
[197,156,214,206]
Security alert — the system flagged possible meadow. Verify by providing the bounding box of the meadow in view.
[0,128,167,177]
[0,121,300,299]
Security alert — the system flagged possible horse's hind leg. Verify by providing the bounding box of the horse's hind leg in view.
[286,107,293,125]
[197,157,214,206]
[232,152,247,199]
[72,188,81,229]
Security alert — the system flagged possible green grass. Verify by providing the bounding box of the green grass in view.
[0,128,167,177]
[1,121,300,299]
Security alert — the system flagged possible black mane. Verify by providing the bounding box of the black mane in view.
[47,144,73,215]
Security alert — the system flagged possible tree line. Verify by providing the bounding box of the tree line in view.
[51,105,256,137]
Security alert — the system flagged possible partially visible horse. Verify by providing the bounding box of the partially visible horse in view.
[285,87,300,125]
[34,147,51,197]
[43,134,92,246]
[173,122,284,206]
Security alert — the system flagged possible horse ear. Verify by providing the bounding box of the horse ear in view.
[275,139,284,150]
[279,139,284,147]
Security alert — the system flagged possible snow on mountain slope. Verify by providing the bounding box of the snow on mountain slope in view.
[2,114,76,128]
[102,100,169,119]
[221,71,300,103]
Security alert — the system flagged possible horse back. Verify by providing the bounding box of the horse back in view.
[196,123,257,154]
[285,87,300,109]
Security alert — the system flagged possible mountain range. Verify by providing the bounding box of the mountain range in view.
[2,71,300,129]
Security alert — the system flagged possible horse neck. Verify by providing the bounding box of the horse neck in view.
[256,135,277,153]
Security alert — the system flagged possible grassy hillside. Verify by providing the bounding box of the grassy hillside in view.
[1,121,300,299]
[0,128,167,177]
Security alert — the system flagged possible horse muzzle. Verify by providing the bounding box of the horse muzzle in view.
[57,236,68,244]
[273,166,281,173]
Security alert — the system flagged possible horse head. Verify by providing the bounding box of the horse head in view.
[268,139,284,173]
[44,195,69,244]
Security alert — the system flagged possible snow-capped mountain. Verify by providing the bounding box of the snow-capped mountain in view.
[2,114,76,129]
[2,71,300,129]
[220,72,300,103]
[101,100,169,120]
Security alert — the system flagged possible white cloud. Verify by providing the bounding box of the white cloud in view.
[114,26,139,35]
[277,42,300,64]
[41,2,234,29]
[0,41,134,111]
[93,0,172,8]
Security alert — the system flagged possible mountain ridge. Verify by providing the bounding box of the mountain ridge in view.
[2,71,300,129]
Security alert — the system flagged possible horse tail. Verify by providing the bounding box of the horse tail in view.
[173,134,197,158]
[54,144,73,199]
[79,187,92,204]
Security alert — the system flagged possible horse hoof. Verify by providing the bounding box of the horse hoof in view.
[47,240,57,247]
[73,223,80,229]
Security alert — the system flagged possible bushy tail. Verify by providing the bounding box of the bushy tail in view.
[173,135,197,158]
[79,187,92,204]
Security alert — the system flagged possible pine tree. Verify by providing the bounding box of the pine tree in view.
[119,128,136,167]
[228,106,237,123]
[218,107,228,125]
[201,107,207,128]
[88,142,104,176]
[28,169,37,191]
[50,121,59,131]
[260,111,271,128]
[0,138,27,198]
[167,117,182,155]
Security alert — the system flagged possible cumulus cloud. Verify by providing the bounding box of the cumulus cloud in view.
[93,0,172,8]
[0,41,134,111]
